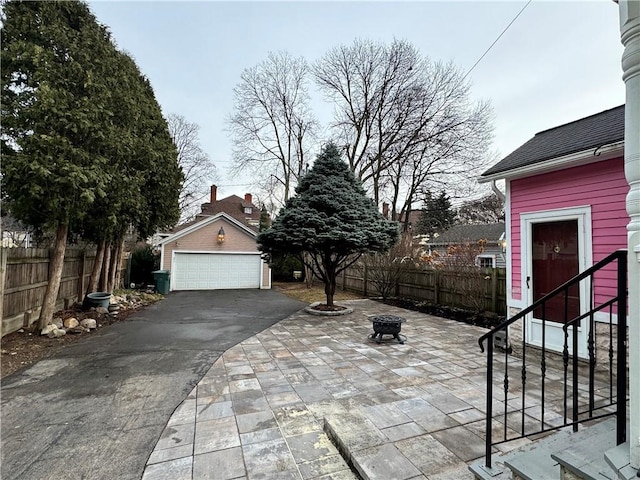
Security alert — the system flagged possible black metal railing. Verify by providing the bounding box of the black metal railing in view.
[478,250,628,468]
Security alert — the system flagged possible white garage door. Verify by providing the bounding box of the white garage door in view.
[173,253,261,290]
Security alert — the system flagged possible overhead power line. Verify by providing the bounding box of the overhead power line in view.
[462,0,532,81]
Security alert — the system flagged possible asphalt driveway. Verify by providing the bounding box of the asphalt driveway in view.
[1,289,305,480]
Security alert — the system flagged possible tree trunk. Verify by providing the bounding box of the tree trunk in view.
[303,252,314,288]
[38,223,68,330]
[87,240,106,294]
[107,241,120,292]
[324,270,337,307]
[113,237,125,291]
[99,242,112,292]
[304,263,314,288]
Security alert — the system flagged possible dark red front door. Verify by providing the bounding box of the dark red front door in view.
[532,220,580,323]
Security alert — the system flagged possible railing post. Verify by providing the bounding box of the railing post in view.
[571,288,579,432]
[485,337,494,468]
[616,251,627,446]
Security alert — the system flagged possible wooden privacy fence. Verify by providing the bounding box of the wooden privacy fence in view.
[0,247,96,336]
[341,265,507,316]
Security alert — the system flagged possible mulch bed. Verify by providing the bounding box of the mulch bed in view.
[377,297,505,330]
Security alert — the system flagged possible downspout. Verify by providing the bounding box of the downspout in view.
[491,180,505,202]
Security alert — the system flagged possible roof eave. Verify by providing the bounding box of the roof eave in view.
[478,141,624,183]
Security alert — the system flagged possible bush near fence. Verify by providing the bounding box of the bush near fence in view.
[340,264,507,316]
[0,247,96,336]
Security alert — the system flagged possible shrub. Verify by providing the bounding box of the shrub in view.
[270,254,305,282]
[130,245,159,286]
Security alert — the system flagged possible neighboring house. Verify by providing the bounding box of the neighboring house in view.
[479,105,628,357]
[0,215,32,248]
[422,223,506,268]
[158,185,271,291]
[381,203,421,232]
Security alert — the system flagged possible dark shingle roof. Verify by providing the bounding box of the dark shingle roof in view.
[427,223,505,246]
[170,195,262,233]
[482,105,624,177]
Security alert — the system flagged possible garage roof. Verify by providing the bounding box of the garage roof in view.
[481,105,624,178]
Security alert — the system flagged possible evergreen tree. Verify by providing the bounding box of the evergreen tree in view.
[1,0,118,327]
[80,50,182,291]
[259,205,270,231]
[416,190,456,236]
[258,143,398,307]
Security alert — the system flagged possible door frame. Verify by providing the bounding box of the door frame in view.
[520,206,592,357]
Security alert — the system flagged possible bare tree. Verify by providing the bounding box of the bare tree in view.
[457,192,505,224]
[359,233,416,300]
[423,239,492,314]
[228,51,317,207]
[168,113,218,222]
[313,39,492,217]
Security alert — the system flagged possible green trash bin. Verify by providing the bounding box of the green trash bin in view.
[152,270,170,294]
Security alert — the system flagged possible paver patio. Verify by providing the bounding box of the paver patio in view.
[141,298,570,480]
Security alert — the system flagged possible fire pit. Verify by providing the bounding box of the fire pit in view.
[368,315,406,344]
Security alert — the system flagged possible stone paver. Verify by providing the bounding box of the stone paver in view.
[143,299,572,480]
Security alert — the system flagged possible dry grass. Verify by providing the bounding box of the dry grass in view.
[273,281,366,304]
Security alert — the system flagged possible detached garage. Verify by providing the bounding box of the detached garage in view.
[158,212,271,291]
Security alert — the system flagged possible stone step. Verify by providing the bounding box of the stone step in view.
[324,413,422,480]
[551,422,617,480]
[469,419,616,480]
[604,442,638,480]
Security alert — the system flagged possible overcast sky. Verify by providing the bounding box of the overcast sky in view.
[87,0,626,201]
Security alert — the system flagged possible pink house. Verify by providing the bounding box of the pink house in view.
[479,105,627,357]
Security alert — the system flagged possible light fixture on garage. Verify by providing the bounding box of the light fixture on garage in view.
[217,227,225,243]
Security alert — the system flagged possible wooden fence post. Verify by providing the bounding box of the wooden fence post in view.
[363,263,368,297]
[491,268,498,315]
[434,269,440,305]
[0,248,6,329]
[78,249,86,302]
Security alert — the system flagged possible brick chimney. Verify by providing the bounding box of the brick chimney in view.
[210,185,217,203]
[244,193,252,204]
[382,202,389,219]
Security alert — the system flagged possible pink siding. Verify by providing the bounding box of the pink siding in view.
[509,157,628,305]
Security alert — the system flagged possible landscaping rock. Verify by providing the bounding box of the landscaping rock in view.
[95,307,109,314]
[80,318,97,330]
[52,318,64,329]
[51,328,66,338]
[41,324,57,336]
[63,318,79,329]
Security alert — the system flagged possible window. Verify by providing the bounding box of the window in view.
[476,255,495,268]
[244,207,252,214]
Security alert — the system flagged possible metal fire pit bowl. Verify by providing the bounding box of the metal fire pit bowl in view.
[369,315,406,344]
